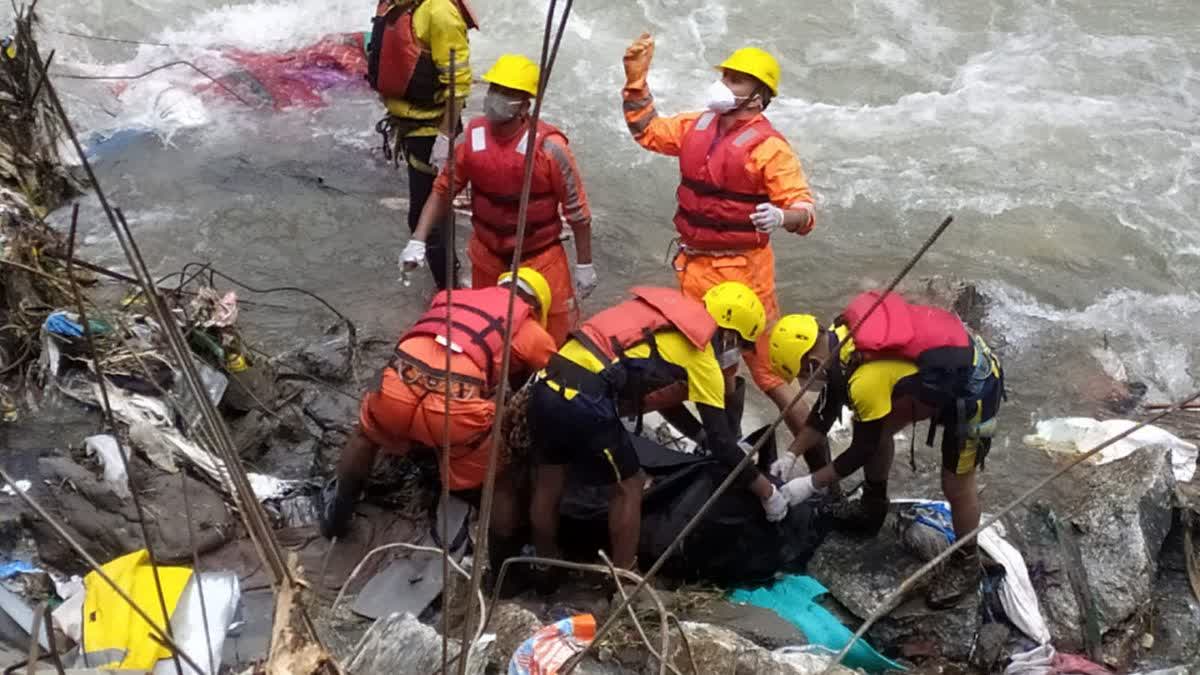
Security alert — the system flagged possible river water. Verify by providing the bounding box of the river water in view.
[7,0,1200,484]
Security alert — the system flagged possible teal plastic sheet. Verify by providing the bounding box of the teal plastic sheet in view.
[730,575,906,672]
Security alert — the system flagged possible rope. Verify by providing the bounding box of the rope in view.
[52,60,257,107]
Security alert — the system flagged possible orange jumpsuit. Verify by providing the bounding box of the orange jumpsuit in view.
[623,91,816,393]
[358,321,556,490]
[434,129,592,345]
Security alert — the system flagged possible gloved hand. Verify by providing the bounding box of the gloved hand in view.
[400,238,427,271]
[319,479,356,539]
[762,486,788,523]
[780,475,816,505]
[750,202,784,233]
[575,263,598,300]
[430,132,451,171]
[770,454,798,481]
[623,32,655,89]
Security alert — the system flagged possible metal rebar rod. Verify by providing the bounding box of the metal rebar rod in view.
[454,2,574,669]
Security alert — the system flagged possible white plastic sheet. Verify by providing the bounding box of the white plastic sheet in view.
[1025,417,1198,482]
[85,434,131,497]
[154,572,241,675]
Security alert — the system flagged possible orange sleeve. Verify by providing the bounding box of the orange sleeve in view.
[541,135,592,229]
[621,84,701,157]
[510,321,557,376]
[748,137,816,234]
[431,139,471,197]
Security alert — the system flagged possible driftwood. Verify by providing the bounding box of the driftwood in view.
[265,553,335,675]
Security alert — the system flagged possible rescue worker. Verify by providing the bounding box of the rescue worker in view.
[766,291,1005,608]
[620,34,823,471]
[527,281,798,573]
[321,268,556,568]
[368,0,478,290]
[402,54,596,345]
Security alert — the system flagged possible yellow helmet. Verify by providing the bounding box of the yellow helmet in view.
[482,54,540,97]
[768,314,820,381]
[498,267,552,326]
[718,47,781,95]
[703,282,766,343]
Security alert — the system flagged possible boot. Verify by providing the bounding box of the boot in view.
[318,478,360,540]
[829,479,888,535]
[925,547,982,609]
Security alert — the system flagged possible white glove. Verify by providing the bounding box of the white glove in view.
[762,486,788,523]
[575,263,598,300]
[750,202,784,233]
[770,454,798,481]
[400,239,427,271]
[780,475,816,505]
[430,132,451,171]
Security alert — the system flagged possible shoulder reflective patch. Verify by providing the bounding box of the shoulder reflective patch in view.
[471,126,487,152]
[732,128,759,147]
[516,133,529,156]
[695,112,716,131]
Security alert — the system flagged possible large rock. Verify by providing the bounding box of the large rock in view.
[346,612,491,675]
[1132,515,1200,670]
[807,521,981,662]
[28,454,233,571]
[1005,446,1176,663]
[486,603,541,672]
[666,621,858,675]
[295,322,354,382]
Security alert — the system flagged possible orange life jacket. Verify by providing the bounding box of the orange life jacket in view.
[366,0,439,104]
[461,116,565,259]
[674,112,784,251]
[401,287,532,388]
[574,287,717,364]
[839,291,972,367]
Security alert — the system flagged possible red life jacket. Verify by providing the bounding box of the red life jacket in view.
[673,112,784,251]
[574,286,717,364]
[400,287,532,387]
[461,116,565,259]
[838,291,972,371]
[366,0,439,105]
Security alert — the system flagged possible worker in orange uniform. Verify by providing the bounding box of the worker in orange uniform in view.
[321,268,556,568]
[403,54,596,345]
[369,0,478,290]
[621,34,823,470]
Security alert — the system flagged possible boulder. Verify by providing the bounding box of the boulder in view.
[29,454,232,572]
[686,599,807,651]
[346,612,490,675]
[1005,446,1176,662]
[1133,515,1200,670]
[486,603,541,672]
[807,520,980,662]
[295,322,354,382]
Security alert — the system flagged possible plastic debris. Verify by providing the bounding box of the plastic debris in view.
[509,614,596,675]
[85,433,131,497]
[1025,417,1197,482]
[0,479,30,495]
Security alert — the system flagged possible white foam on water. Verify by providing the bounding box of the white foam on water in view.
[983,280,1200,401]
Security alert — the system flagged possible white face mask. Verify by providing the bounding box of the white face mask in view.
[704,79,741,114]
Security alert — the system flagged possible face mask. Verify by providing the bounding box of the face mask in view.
[708,78,759,113]
[484,92,523,124]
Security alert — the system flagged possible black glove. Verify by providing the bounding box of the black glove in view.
[319,478,359,539]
